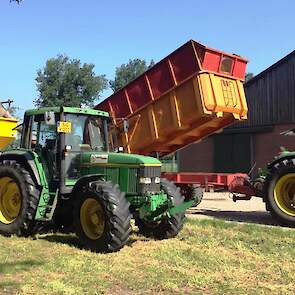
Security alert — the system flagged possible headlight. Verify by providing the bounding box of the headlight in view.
[154,177,161,184]
[139,177,152,184]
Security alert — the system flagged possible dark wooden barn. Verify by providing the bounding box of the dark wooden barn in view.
[178,50,295,174]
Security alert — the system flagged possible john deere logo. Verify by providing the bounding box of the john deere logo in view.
[221,80,237,107]
[90,154,108,164]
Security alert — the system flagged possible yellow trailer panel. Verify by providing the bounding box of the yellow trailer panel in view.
[0,117,18,150]
[97,40,248,156]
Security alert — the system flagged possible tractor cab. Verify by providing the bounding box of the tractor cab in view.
[21,107,110,193]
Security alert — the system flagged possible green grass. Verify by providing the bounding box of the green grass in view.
[0,218,294,295]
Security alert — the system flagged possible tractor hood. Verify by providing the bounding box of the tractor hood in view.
[80,152,162,167]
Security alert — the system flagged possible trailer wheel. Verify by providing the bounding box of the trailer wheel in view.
[136,179,185,239]
[0,160,40,236]
[73,181,132,252]
[264,160,295,226]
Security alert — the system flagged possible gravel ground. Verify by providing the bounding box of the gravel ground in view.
[187,192,280,226]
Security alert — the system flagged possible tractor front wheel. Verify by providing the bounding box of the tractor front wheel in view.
[73,181,132,252]
[0,160,40,236]
[264,160,295,226]
[178,184,203,206]
[136,179,185,239]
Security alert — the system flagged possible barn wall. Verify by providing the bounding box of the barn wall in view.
[179,124,295,174]
[233,51,295,128]
[254,124,295,170]
[178,137,214,172]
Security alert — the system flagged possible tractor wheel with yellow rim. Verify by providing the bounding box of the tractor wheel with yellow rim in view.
[265,159,295,227]
[0,160,40,236]
[73,181,132,252]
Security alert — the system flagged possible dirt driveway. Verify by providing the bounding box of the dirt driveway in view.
[187,192,279,226]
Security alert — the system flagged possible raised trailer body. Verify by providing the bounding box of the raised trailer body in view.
[97,40,248,157]
[96,40,248,205]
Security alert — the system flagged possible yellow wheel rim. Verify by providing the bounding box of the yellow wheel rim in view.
[0,177,22,224]
[274,173,295,217]
[80,198,105,240]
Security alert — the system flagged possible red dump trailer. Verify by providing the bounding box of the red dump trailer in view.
[96,39,248,198]
[162,172,248,192]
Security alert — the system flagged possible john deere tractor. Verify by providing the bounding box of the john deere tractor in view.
[0,107,194,252]
[262,128,295,226]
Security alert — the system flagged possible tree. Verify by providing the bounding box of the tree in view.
[10,0,23,3]
[110,58,155,92]
[7,105,20,119]
[245,72,254,83]
[35,55,108,107]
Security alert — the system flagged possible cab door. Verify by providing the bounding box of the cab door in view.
[22,113,61,189]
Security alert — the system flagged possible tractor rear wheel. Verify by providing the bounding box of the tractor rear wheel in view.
[0,160,40,236]
[73,181,132,252]
[264,159,295,226]
[136,179,185,239]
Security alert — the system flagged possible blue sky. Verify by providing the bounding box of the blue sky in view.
[0,0,294,116]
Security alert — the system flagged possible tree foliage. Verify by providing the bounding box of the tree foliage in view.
[35,55,108,107]
[7,105,20,119]
[110,58,155,92]
[10,0,23,4]
[245,72,254,83]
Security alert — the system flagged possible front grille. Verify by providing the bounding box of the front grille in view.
[139,166,161,194]
[128,168,138,193]
[106,168,119,184]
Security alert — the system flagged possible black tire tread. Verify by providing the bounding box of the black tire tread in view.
[137,179,185,239]
[73,181,132,252]
[0,159,40,236]
[179,184,203,206]
[264,158,295,226]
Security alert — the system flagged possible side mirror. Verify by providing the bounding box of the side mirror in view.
[45,111,55,125]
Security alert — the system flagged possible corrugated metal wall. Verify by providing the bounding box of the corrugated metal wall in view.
[214,133,252,173]
[231,50,295,128]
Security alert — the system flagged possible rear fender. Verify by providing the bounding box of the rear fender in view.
[72,174,105,195]
[267,154,295,170]
[0,150,53,220]
[0,150,44,186]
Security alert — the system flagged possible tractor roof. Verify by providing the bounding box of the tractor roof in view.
[25,106,109,117]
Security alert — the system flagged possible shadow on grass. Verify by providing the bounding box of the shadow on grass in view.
[39,234,81,248]
[188,209,281,226]
[0,260,43,293]
[0,280,20,293]
[38,232,139,250]
[0,260,43,274]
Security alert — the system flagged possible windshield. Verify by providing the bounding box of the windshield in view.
[64,113,107,152]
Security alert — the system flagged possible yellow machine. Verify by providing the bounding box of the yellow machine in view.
[0,104,18,150]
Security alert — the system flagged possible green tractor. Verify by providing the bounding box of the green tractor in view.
[263,128,295,226]
[231,127,295,226]
[0,107,195,252]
